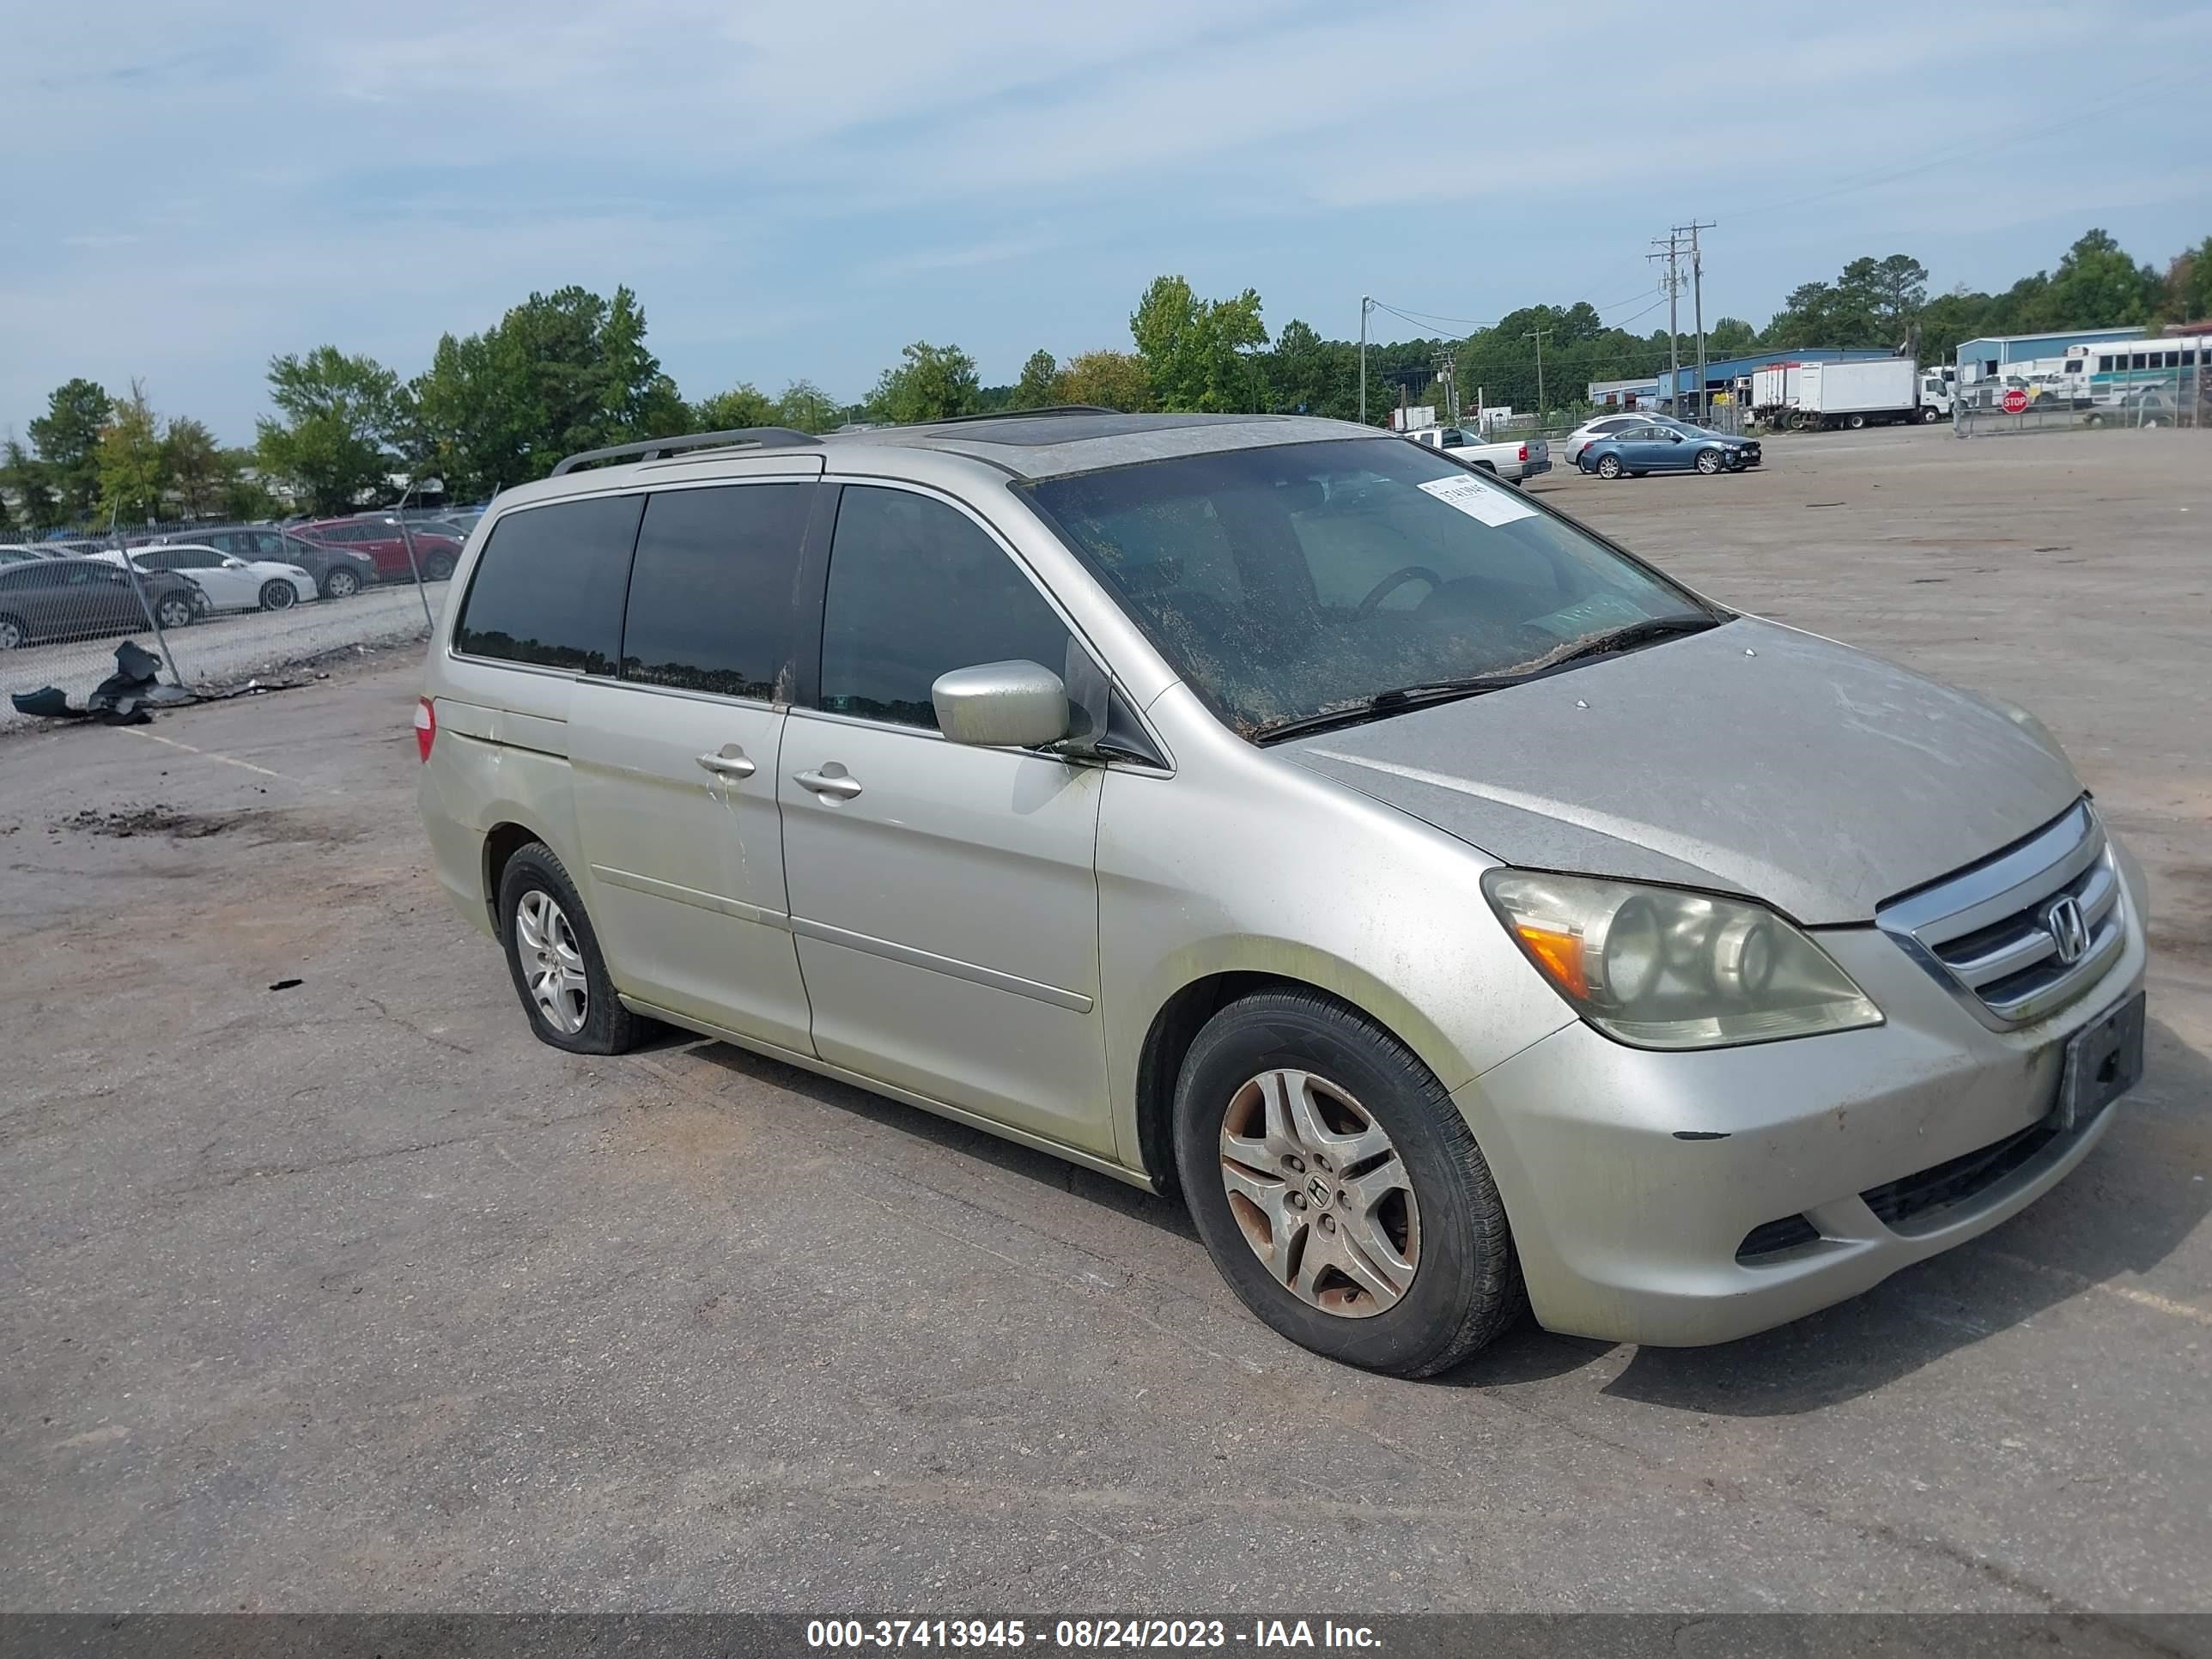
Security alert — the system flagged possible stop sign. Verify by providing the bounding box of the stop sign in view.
[2002,386,2030,414]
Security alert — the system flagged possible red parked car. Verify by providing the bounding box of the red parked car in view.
[294,515,466,583]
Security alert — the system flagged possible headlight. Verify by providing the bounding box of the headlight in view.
[1481,870,1881,1049]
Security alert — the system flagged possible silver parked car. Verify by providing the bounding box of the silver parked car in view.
[416,411,2148,1376]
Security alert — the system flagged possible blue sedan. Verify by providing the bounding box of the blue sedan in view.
[1577,422,1747,479]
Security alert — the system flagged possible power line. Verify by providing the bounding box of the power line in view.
[1722,66,2190,222]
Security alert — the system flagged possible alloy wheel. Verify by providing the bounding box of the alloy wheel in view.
[1218,1068,1420,1319]
[514,889,589,1035]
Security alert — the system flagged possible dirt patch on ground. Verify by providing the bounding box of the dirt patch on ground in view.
[57,805,241,840]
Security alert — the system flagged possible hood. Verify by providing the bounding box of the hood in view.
[1279,617,2081,925]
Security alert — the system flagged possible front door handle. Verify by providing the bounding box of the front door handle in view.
[696,745,756,780]
[794,765,862,800]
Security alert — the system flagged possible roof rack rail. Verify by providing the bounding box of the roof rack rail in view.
[915,404,1116,426]
[550,427,822,477]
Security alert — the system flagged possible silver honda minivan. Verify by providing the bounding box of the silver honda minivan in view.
[416,411,2148,1376]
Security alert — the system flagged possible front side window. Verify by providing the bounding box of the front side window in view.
[817,486,1071,731]
[1024,438,1706,740]
[621,483,811,701]
[453,495,641,673]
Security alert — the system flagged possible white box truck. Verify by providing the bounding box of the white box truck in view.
[1792,359,1923,428]
[1750,362,1802,418]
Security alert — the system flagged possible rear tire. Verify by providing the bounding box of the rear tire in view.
[1595,454,1623,479]
[496,842,637,1055]
[1845,413,1867,430]
[1173,990,1524,1377]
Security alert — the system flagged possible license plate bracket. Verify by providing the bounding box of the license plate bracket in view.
[2054,989,2146,1132]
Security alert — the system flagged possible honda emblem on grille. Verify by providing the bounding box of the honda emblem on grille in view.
[2045,895,2090,964]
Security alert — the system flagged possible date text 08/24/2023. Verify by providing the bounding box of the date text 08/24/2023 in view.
[804,1618,1383,1650]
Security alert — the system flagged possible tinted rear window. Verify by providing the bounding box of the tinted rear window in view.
[454,495,641,673]
[621,483,811,701]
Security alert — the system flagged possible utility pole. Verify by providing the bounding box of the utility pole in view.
[1358,295,1373,424]
[1654,231,1680,413]
[1676,220,1716,421]
[1524,328,1550,423]
[1432,346,1458,425]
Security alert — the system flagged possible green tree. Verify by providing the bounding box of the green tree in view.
[1011,349,1060,409]
[1705,316,1759,356]
[256,346,404,514]
[1052,349,1152,411]
[2166,235,2212,322]
[1131,276,1267,411]
[97,380,172,524]
[219,448,278,521]
[27,378,111,520]
[869,341,981,423]
[410,285,688,496]
[2046,228,2162,327]
[772,380,846,433]
[690,383,776,431]
[2,437,56,530]
[161,416,226,520]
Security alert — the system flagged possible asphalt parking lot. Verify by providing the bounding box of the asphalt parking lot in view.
[3,424,2207,1614]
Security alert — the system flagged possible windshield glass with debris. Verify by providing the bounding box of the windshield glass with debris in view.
[1023,437,1705,739]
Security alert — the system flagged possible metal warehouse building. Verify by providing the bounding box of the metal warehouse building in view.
[1953,326,2145,385]
[1653,349,1893,411]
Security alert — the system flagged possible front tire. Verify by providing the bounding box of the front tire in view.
[259,580,296,611]
[1173,990,1523,1376]
[155,595,195,629]
[496,842,638,1055]
[422,550,457,582]
[1595,454,1623,479]
[322,567,361,599]
[0,613,27,651]
[1694,447,1723,474]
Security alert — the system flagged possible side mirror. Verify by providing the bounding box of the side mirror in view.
[932,659,1070,749]
[222,556,248,569]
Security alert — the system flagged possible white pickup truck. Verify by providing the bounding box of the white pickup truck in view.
[1405,424,1552,484]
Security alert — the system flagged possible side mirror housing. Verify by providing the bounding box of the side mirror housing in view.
[932,659,1070,749]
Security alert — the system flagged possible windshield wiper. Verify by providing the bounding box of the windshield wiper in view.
[1251,614,1727,746]
[1253,674,1533,744]
[1533,612,1723,670]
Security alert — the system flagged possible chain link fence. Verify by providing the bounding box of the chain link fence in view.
[0,513,467,731]
[1956,359,2207,439]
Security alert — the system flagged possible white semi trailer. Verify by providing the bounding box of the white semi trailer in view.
[1755,359,1934,429]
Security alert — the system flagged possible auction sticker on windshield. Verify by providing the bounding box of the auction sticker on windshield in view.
[1419,472,1538,526]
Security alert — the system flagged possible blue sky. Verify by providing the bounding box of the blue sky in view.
[8,0,2212,445]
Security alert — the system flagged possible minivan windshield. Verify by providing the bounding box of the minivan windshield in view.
[1024,437,1716,741]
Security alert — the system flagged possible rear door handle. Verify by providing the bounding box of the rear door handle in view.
[696,746,757,780]
[794,766,862,800]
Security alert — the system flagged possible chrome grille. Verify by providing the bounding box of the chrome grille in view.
[1876,800,2124,1029]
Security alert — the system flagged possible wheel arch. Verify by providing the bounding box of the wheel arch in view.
[1128,960,1462,1199]
[482,820,548,939]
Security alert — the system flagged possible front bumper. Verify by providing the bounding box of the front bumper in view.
[1455,843,2148,1346]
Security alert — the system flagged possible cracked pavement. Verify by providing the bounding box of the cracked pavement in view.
[1,428,2208,1613]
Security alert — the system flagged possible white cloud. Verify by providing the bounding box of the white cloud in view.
[7,0,2211,439]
